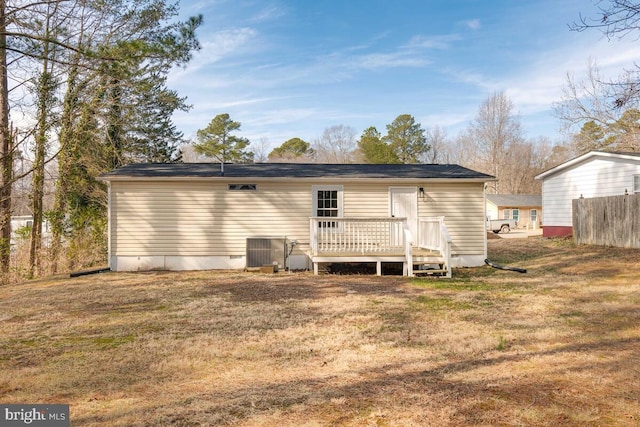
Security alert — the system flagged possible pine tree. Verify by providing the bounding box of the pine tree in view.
[194,114,254,165]
[384,115,429,164]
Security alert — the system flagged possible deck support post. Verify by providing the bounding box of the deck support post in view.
[376,261,381,276]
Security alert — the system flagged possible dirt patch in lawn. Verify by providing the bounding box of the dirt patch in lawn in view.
[1,238,639,426]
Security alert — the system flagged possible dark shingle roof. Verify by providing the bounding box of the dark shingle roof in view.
[101,163,495,181]
[487,194,541,207]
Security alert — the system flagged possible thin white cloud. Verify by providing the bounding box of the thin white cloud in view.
[176,1,640,144]
[239,108,329,144]
[197,96,298,110]
[436,30,640,122]
[174,26,457,100]
[461,19,481,30]
[405,34,462,50]
[356,52,430,69]
[247,108,321,127]
[319,33,456,73]
[423,112,474,128]
[508,36,640,112]
[443,68,495,91]
[249,4,287,23]
[241,46,431,87]
[168,27,258,82]
[184,0,223,13]
[205,28,258,57]
[342,32,392,53]
[587,45,640,72]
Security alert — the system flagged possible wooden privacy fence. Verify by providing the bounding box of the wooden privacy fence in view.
[573,194,640,248]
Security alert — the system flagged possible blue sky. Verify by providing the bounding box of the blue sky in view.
[169,0,640,151]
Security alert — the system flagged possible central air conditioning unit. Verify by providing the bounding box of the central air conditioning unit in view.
[246,237,287,269]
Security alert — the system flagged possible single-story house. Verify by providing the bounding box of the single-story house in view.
[535,151,640,237]
[100,163,495,276]
[486,194,542,229]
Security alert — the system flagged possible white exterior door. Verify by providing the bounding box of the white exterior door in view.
[390,187,418,243]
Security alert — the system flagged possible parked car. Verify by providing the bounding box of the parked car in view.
[486,218,517,234]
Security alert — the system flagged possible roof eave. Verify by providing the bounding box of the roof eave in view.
[100,176,495,183]
[536,151,640,180]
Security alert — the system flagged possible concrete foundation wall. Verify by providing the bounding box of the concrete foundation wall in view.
[111,254,310,272]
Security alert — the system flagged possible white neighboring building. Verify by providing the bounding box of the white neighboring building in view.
[10,215,51,246]
[535,151,640,237]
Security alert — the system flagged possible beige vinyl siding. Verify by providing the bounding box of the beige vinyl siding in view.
[112,181,312,256]
[111,180,486,259]
[419,182,486,256]
[343,184,389,217]
[342,182,485,256]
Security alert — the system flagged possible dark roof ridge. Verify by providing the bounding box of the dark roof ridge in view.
[100,162,495,181]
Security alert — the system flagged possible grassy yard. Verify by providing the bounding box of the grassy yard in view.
[1,238,639,426]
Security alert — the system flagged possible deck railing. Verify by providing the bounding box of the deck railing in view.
[310,217,409,255]
[403,223,414,277]
[418,217,452,278]
[309,216,451,278]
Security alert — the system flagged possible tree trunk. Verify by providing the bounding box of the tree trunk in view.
[0,0,13,277]
[29,7,56,278]
[29,72,49,277]
[51,58,83,273]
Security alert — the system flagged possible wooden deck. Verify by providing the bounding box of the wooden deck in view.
[309,217,452,278]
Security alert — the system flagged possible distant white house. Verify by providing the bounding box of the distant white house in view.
[535,151,640,237]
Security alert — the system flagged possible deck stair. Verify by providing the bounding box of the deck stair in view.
[412,217,452,278]
[411,248,448,277]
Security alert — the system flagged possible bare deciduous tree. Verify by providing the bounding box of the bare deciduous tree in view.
[445,130,477,168]
[500,137,559,194]
[252,137,271,163]
[570,1,640,109]
[312,125,357,163]
[555,61,640,154]
[422,125,449,163]
[554,61,626,130]
[467,91,524,193]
